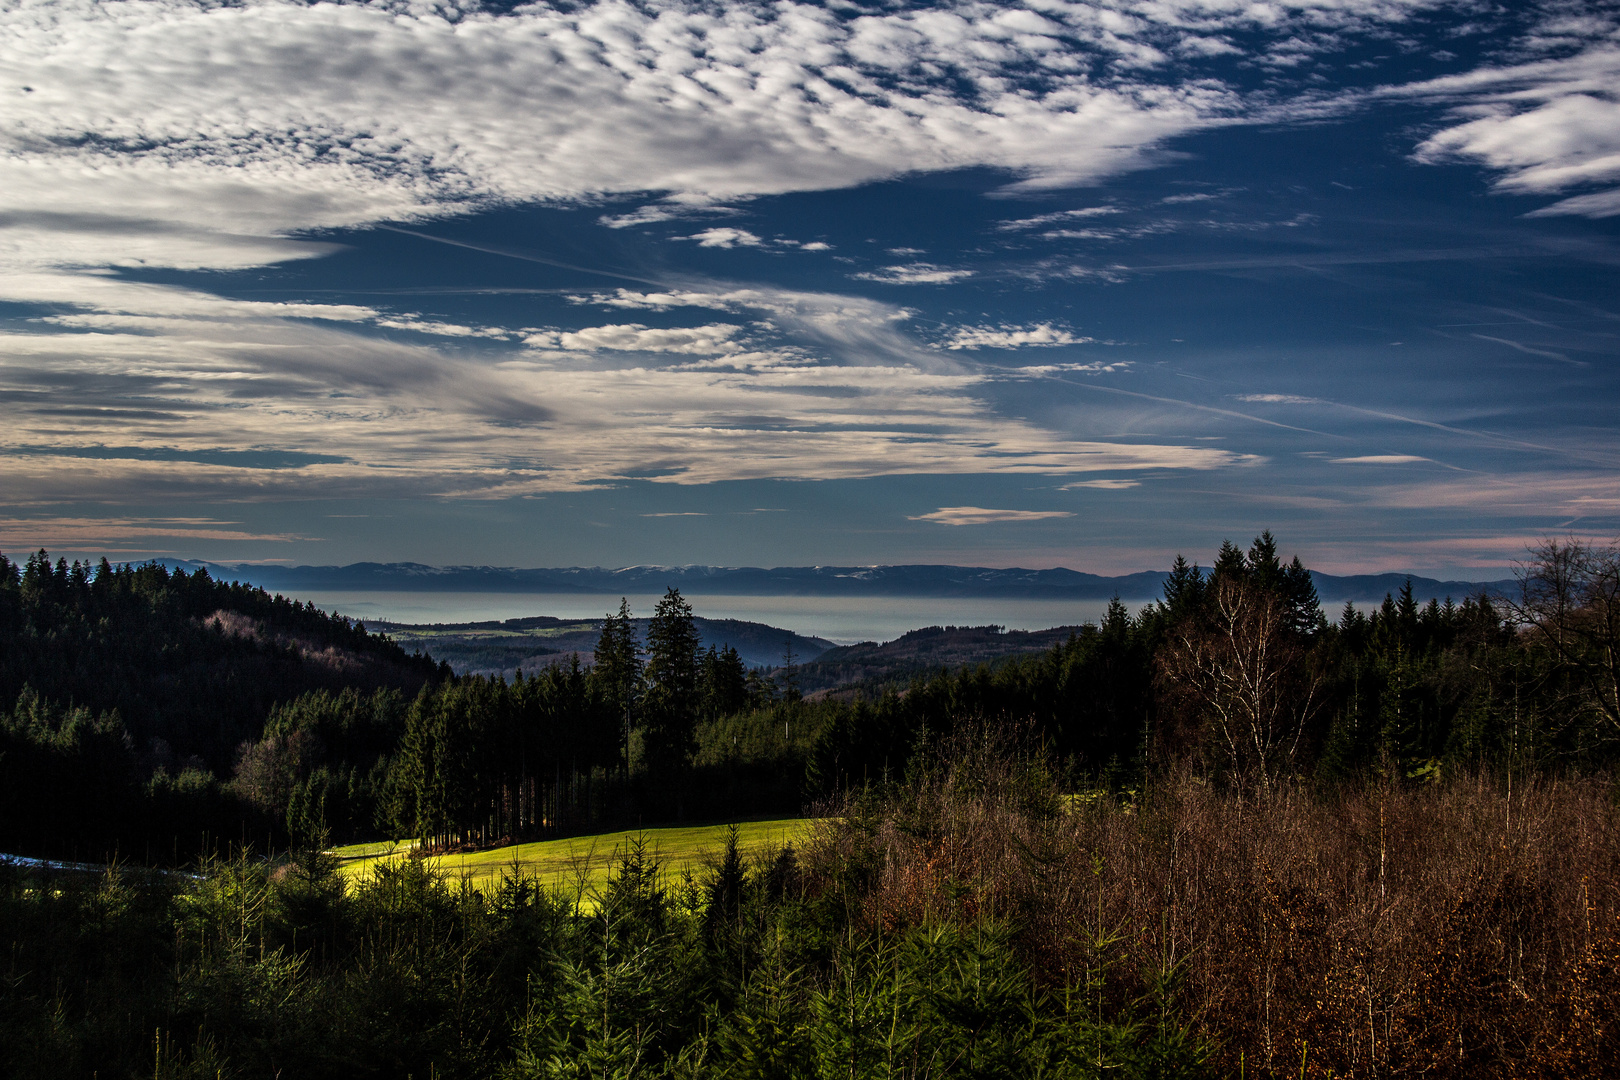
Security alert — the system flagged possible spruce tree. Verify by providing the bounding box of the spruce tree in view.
[642,587,700,781]
[1211,539,1247,585]
[592,598,642,773]
[1161,555,1204,621]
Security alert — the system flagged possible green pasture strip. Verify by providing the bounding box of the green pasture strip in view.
[329,838,419,861]
[503,625,599,639]
[385,624,597,640]
[334,819,812,896]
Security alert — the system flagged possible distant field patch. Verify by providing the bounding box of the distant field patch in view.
[330,819,811,897]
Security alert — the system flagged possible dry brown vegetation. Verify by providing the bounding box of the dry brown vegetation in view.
[803,730,1620,1078]
[205,607,382,676]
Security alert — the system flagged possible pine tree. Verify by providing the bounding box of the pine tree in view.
[593,598,642,773]
[1161,555,1204,621]
[1211,540,1247,585]
[1281,555,1322,635]
[1245,530,1283,591]
[642,587,700,779]
[699,644,751,719]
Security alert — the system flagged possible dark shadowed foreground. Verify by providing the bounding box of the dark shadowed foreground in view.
[816,732,1620,1077]
[6,730,1615,1078]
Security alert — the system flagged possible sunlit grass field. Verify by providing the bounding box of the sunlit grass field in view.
[329,818,812,898]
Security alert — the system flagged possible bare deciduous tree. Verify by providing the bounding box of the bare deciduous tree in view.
[1158,578,1324,789]
[1507,537,1620,735]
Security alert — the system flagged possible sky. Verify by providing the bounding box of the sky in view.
[1,0,1617,577]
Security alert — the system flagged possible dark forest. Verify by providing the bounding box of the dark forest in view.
[3,533,1618,1078]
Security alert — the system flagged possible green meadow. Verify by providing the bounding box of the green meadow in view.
[329,818,811,896]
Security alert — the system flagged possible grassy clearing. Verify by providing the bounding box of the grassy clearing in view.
[327,838,419,859]
[330,818,811,896]
[382,622,599,641]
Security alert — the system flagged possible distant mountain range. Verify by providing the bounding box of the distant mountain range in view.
[168,560,1515,605]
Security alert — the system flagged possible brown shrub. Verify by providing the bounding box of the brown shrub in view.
[802,734,1620,1078]
[202,608,367,675]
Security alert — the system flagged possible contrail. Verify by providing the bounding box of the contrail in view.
[377,226,666,287]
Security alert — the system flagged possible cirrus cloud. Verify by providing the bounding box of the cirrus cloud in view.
[855,263,976,285]
[524,322,748,354]
[1331,455,1430,464]
[909,506,1077,525]
[681,228,766,249]
[0,0,1302,277]
[1398,7,1620,217]
[941,323,1093,350]
[1,0,1611,545]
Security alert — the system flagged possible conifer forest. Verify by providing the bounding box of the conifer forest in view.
[3,534,1618,1078]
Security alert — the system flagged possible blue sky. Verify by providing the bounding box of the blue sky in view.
[1,0,1617,576]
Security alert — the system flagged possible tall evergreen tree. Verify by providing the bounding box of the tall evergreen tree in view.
[1281,555,1322,635]
[1161,555,1205,622]
[593,598,642,772]
[699,644,751,719]
[642,588,701,778]
[1211,539,1247,585]
[1245,530,1283,591]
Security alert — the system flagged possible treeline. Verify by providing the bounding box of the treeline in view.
[8,531,1620,861]
[699,532,1620,812]
[0,550,440,860]
[373,592,784,848]
[221,532,1620,853]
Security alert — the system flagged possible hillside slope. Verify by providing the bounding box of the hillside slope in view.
[370,614,836,675]
[791,624,1085,695]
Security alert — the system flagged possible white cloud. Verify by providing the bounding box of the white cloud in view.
[1400,23,1620,217]
[1009,361,1131,374]
[0,516,304,547]
[1529,187,1620,217]
[0,271,378,323]
[0,0,1565,287]
[600,206,687,229]
[375,317,512,339]
[909,507,1076,525]
[571,289,750,312]
[4,0,1478,281]
[1415,93,1620,207]
[998,207,1122,230]
[524,322,747,354]
[599,197,742,229]
[799,241,833,251]
[855,263,975,285]
[1236,393,1324,404]
[0,0,1299,278]
[1331,455,1430,464]
[0,274,1247,504]
[1060,478,1140,490]
[5,0,1582,516]
[0,0,1563,311]
[681,228,765,249]
[941,323,1092,350]
[565,286,928,370]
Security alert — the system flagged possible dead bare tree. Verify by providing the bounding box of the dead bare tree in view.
[1506,536,1620,736]
[1158,577,1324,789]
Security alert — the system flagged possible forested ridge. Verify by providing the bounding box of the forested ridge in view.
[0,549,441,860]
[7,532,1620,860]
